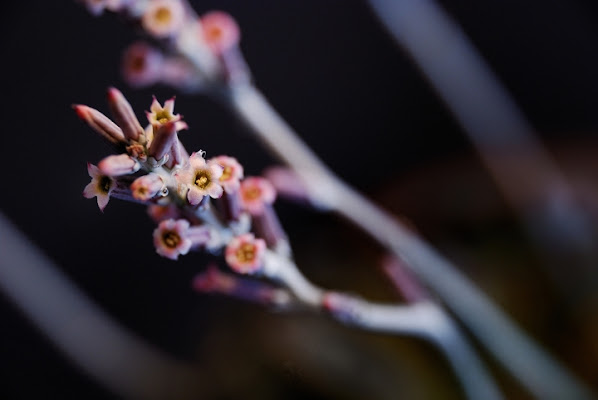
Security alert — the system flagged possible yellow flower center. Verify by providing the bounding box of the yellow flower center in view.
[155,110,171,124]
[220,165,233,181]
[243,186,261,201]
[235,243,256,263]
[154,7,172,25]
[195,170,211,189]
[162,231,181,248]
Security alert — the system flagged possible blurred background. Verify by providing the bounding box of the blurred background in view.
[1,0,598,398]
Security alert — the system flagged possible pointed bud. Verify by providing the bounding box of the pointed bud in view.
[98,154,140,176]
[107,87,145,142]
[148,121,177,161]
[165,134,188,169]
[74,104,126,144]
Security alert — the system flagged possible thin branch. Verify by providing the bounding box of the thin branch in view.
[0,212,204,400]
[225,83,593,399]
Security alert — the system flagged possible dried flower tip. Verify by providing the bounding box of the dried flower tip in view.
[131,173,164,201]
[73,104,125,144]
[83,163,114,211]
[148,121,177,161]
[107,87,145,142]
[225,233,266,274]
[175,152,224,205]
[238,177,276,216]
[210,155,244,194]
[146,96,188,132]
[148,204,181,223]
[126,143,147,161]
[122,42,164,88]
[200,11,240,55]
[142,0,185,39]
[153,219,192,260]
[98,154,141,176]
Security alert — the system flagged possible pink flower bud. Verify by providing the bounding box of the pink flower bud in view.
[165,135,188,169]
[153,219,192,260]
[200,11,240,55]
[142,0,185,39]
[98,154,140,176]
[148,121,177,161]
[238,177,276,216]
[107,87,145,142]
[131,173,164,201]
[225,233,266,274]
[74,104,125,145]
[121,42,163,88]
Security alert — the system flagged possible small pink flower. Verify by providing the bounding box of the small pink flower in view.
[83,163,114,211]
[175,152,224,205]
[153,219,192,260]
[142,0,185,39]
[225,233,266,274]
[121,42,164,88]
[209,155,243,194]
[200,11,240,54]
[131,173,165,201]
[146,96,188,132]
[238,177,276,216]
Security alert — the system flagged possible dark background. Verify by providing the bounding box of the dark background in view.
[1,0,598,398]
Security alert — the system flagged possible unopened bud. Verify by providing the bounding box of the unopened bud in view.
[148,121,177,161]
[74,104,126,145]
[107,87,145,141]
[98,154,140,176]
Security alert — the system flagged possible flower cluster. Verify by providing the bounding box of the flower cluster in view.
[78,89,284,273]
[79,0,247,90]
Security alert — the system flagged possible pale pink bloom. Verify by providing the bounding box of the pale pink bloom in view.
[200,11,240,54]
[131,173,165,201]
[98,154,140,176]
[83,163,114,211]
[147,204,181,223]
[142,0,185,39]
[74,104,126,145]
[121,42,164,88]
[107,87,145,142]
[209,155,243,194]
[175,152,224,205]
[146,96,188,132]
[238,177,276,216]
[225,233,266,274]
[153,219,192,260]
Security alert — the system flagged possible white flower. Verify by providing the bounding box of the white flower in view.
[175,152,224,205]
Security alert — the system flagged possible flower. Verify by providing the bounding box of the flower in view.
[175,152,224,205]
[238,177,276,216]
[200,11,240,54]
[146,96,188,132]
[225,233,266,274]
[209,155,243,194]
[121,42,164,88]
[141,0,185,39]
[131,173,165,201]
[153,219,192,260]
[83,163,114,211]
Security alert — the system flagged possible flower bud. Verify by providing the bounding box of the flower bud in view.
[74,104,126,145]
[98,154,140,176]
[107,87,145,141]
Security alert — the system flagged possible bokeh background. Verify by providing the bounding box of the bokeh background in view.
[1,0,598,398]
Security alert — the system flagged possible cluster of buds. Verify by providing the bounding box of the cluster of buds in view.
[77,88,287,274]
[79,0,247,90]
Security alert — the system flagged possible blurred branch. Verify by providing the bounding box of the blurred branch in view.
[0,212,204,400]
[225,83,593,399]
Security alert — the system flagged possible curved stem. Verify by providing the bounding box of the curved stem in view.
[0,212,203,400]
[226,83,593,399]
